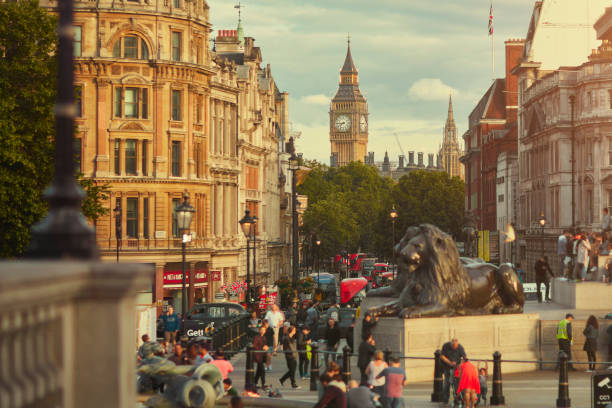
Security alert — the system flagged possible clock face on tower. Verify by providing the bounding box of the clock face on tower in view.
[335,114,351,132]
[360,115,367,132]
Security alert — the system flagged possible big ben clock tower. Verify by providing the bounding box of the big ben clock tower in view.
[330,39,368,167]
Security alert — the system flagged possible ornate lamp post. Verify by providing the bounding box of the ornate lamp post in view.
[174,192,195,332]
[240,209,257,310]
[539,212,546,262]
[390,206,399,279]
[316,239,321,289]
[288,141,300,287]
[114,201,122,263]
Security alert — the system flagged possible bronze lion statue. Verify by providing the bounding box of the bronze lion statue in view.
[368,224,524,318]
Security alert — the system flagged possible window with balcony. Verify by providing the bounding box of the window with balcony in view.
[126,198,138,238]
[114,87,148,119]
[114,139,120,175]
[171,89,182,121]
[74,26,82,57]
[125,139,137,175]
[112,35,149,60]
[172,198,181,238]
[143,197,149,238]
[171,32,182,61]
[142,141,148,176]
[171,141,181,177]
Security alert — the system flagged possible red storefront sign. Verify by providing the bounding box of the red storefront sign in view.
[211,270,221,281]
[163,270,208,285]
[257,292,278,309]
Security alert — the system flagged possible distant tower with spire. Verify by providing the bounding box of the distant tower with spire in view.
[329,36,369,167]
[438,95,464,179]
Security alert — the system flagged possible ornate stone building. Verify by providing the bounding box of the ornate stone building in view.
[40,0,290,314]
[330,41,368,167]
[438,96,464,180]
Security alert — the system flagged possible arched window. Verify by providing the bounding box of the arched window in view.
[113,34,150,60]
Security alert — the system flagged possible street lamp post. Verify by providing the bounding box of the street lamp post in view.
[114,201,121,263]
[240,209,257,310]
[539,212,546,261]
[174,192,195,333]
[316,239,321,290]
[390,206,398,279]
[288,140,300,287]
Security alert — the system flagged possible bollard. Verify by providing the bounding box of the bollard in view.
[245,343,254,389]
[384,348,391,365]
[431,349,443,402]
[556,351,571,408]
[310,343,319,391]
[342,345,351,382]
[490,351,505,406]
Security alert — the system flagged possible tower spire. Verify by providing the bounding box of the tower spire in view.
[341,37,357,74]
[235,3,245,43]
[447,93,454,123]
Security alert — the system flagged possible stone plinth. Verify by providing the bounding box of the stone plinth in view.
[359,297,540,382]
[551,277,612,309]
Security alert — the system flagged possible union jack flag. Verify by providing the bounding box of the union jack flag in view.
[488,2,493,36]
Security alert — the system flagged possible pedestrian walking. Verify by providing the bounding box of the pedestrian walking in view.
[477,363,488,406]
[325,318,341,364]
[319,361,341,400]
[297,301,308,326]
[279,325,300,389]
[558,230,570,277]
[376,357,407,408]
[327,301,340,323]
[161,306,180,351]
[357,334,376,385]
[253,326,268,389]
[583,315,599,372]
[210,350,234,379]
[346,379,377,408]
[285,302,298,326]
[263,319,274,371]
[457,358,480,408]
[557,313,576,371]
[314,373,347,408]
[534,256,554,303]
[361,313,378,341]
[297,325,312,379]
[264,304,284,353]
[306,301,320,336]
[365,350,387,399]
[440,338,466,404]
[574,233,591,282]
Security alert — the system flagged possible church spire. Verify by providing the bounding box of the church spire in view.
[447,94,454,123]
[341,35,357,74]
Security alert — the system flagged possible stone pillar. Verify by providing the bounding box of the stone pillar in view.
[94,78,110,177]
[215,184,222,237]
[223,184,230,236]
[189,261,196,310]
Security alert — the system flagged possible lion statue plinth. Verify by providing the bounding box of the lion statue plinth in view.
[368,224,524,318]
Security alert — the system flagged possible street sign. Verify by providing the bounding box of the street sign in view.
[592,372,612,407]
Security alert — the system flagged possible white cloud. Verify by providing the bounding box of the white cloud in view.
[301,94,330,106]
[407,78,458,102]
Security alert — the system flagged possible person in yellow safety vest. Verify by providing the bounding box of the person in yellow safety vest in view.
[557,313,576,371]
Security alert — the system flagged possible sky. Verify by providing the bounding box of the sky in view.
[207,0,536,164]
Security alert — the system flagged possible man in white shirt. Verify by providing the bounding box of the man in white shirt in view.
[264,304,284,352]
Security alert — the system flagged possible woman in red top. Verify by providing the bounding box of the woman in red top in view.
[457,358,480,408]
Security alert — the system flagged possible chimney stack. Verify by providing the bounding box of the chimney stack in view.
[427,153,434,168]
[417,152,424,167]
[398,155,405,169]
[408,151,415,166]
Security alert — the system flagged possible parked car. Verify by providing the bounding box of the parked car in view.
[182,302,249,339]
[315,307,356,340]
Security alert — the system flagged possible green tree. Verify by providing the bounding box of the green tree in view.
[0,1,109,258]
[0,0,56,258]
[393,170,465,238]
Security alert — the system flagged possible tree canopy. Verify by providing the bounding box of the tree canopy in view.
[298,162,465,263]
[0,1,108,258]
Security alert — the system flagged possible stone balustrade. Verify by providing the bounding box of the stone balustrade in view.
[0,261,152,408]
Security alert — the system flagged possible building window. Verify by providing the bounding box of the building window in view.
[125,139,137,175]
[172,198,181,238]
[173,0,180,7]
[74,138,82,172]
[498,194,504,203]
[114,139,120,175]
[171,89,182,121]
[126,198,138,238]
[171,141,181,177]
[171,32,182,61]
[114,87,148,119]
[143,197,149,238]
[586,139,593,168]
[195,94,203,123]
[586,189,593,224]
[74,26,82,57]
[112,35,149,60]
[75,85,83,117]
[142,140,148,176]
